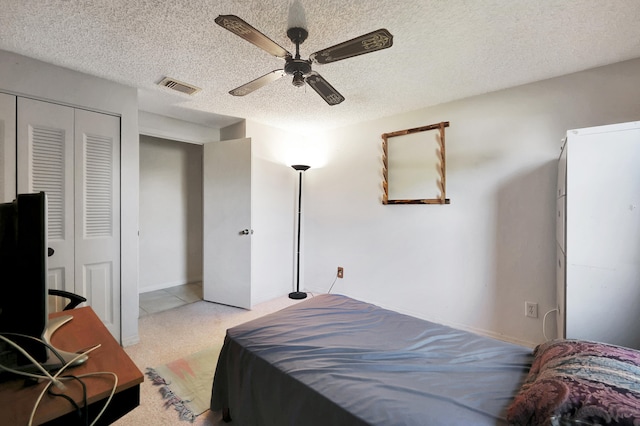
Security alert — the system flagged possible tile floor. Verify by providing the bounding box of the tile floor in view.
[138,282,203,317]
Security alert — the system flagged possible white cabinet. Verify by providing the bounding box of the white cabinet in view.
[557,121,640,349]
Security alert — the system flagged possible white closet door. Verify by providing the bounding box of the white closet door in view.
[17,98,121,341]
[74,108,120,339]
[17,98,75,300]
[0,93,16,203]
[203,138,252,309]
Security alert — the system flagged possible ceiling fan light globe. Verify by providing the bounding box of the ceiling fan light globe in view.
[287,0,308,31]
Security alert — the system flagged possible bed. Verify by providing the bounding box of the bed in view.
[210,294,640,425]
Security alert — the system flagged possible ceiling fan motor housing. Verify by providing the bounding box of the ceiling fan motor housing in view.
[285,58,312,75]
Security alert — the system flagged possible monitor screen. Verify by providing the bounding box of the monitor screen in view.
[0,192,48,366]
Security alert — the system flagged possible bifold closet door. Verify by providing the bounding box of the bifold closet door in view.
[17,98,121,340]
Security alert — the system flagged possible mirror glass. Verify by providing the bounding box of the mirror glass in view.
[382,121,449,204]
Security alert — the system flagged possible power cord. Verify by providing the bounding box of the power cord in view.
[543,308,559,341]
[63,371,118,426]
[0,334,65,388]
[327,273,339,294]
[299,270,340,296]
[47,375,87,425]
[0,333,115,426]
[29,345,104,426]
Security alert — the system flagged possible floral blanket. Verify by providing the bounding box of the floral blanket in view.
[507,339,640,425]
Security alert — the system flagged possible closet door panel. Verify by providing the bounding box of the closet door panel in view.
[17,98,75,295]
[74,108,120,338]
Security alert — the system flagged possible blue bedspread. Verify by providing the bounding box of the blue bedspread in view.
[211,294,532,425]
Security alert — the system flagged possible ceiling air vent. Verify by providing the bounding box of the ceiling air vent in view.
[158,77,201,95]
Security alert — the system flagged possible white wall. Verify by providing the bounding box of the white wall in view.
[139,135,203,292]
[139,110,220,144]
[299,58,640,348]
[5,47,638,348]
[245,121,300,305]
[0,49,140,345]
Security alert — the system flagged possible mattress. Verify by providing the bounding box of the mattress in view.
[211,294,533,425]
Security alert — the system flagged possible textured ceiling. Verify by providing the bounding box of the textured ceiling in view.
[1,1,640,132]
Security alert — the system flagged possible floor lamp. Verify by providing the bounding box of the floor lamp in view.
[289,164,310,300]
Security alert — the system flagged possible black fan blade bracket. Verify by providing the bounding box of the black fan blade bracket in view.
[229,70,286,96]
[305,72,345,105]
[310,29,393,64]
[215,15,291,59]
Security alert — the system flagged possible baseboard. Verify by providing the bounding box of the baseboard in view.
[139,278,202,294]
[121,334,140,347]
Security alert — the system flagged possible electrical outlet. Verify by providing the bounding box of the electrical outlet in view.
[337,267,344,279]
[525,302,538,318]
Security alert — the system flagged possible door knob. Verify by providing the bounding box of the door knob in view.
[239,229,254,235]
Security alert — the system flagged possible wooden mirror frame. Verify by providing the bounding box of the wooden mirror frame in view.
[382,121,450,205]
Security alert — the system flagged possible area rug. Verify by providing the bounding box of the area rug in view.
[146,344,222,422]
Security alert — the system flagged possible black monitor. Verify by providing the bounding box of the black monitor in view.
[0,192,87,373]
[0,192,49,366]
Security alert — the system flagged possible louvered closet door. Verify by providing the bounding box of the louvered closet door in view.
[74,109,120,338]
[17,98,75,307]
[17,98,121,340]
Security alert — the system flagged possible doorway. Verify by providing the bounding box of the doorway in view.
[138,135,203,314]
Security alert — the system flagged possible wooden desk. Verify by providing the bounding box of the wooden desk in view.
[0,307,144,425]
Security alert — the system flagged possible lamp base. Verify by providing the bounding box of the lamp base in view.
[288,291,308,300]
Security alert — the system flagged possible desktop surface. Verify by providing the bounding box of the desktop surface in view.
[0,306,143,425]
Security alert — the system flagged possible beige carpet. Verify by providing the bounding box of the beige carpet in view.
[146,344,223,421]
[114,295,304,425]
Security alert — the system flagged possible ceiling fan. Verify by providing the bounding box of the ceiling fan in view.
[214,15,393,105]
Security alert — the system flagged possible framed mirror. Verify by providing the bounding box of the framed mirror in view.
[382,121,449,204]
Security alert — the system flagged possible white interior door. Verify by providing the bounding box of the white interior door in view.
[203,138,252,309]
[0,93,16,203]
[74,108,120,338]
[17,98,75,302]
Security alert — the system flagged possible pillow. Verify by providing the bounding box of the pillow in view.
[506,339,640,425]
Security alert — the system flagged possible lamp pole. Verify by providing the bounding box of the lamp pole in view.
[289,165,310,299]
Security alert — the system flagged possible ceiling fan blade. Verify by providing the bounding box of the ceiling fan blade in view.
[310,29,393,64]
[215,15,291,59]
[305,72,345,105]
[229,70,286,96]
